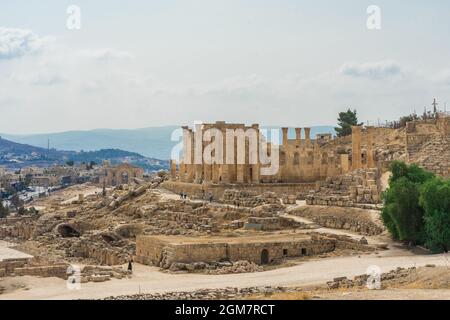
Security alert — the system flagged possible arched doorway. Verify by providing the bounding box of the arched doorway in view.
[121,171,129,184]
[261,249,269,265]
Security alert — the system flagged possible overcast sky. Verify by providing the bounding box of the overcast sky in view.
[1,0,450,134]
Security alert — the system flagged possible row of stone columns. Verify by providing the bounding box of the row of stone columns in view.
[281,127,311,147]
[351,126,375,170]
[170,124,376,183]
[173,124,262,184]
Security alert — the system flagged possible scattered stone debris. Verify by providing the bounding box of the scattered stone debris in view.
[307,169,382,207]
[102,286,291,300]
[326,267,415,289]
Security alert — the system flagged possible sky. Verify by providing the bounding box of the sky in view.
[1,0,450,134]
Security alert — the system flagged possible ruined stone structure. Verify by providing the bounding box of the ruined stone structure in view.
[171,121,376,184]
[135,234,336,267]
[405,116,450,177]
[135,233,373,268]
[99,162,144,187]
[306,169,382,207]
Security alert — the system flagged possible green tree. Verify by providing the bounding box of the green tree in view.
[0,200,9,218]
[381,161,433,244]
[335,109,361,137]
[420,178,450,253]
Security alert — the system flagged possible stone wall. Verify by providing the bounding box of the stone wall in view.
[405,116,450,177]
[222,190,280,207]
[135,233,373,269]
[290,206,385,236]
[0,259,68,279]
[305,169,381,207]
[162,180,315,200]
[245,216,308,231]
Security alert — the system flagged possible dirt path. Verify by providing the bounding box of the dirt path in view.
[1,251,449,300]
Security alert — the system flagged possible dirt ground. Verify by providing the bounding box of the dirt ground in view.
[250,266,450,300]
[1,247,449,300]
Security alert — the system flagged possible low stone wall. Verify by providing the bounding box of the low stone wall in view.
[161,181,316,200]
[0,259,68,279]
[290,206,385,236]
[70,240,130,265]
[13,264,68,279]
[222,190,280,207]
[246,216,308,231]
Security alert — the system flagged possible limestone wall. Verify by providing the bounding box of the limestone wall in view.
[162,181,315,200]
[306,169,382,207]
[0,259,68,279]
[135,235,363,268]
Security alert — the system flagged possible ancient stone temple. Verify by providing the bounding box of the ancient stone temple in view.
[170,121,376,184]
[99,162,144,186]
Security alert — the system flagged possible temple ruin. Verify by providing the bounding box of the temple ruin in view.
[164,122,377,198]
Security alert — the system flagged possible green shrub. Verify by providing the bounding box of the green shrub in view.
[382,176,425,243]
[382,161,450,253]
[420,178,450,253]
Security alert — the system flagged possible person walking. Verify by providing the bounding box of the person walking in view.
[127,258,133,273]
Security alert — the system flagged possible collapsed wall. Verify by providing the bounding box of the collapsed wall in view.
[306,169,382,208]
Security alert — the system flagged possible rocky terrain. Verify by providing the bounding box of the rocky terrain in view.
[289,205,385,236]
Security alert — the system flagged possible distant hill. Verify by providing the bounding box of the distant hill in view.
[0,137,168,171]
[1,125,335,159]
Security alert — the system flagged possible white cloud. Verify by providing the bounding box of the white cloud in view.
[340,60,403,80]
[79,48,134,61]
[10,72,66,86]
[0,27,50,59]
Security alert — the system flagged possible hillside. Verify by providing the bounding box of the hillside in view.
[0,137,168,171]
[1,125,335,159]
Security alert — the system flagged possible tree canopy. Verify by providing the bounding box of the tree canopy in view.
[335,109,361,137]
[382,161,450,252]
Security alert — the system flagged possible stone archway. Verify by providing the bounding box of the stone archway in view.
[261,249,269,265]
[121,171,129,184]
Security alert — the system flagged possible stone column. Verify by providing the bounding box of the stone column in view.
[304,128,311,148]
[170,160,177,180]
[340,154,349,174]
[194,123,203,184]
[179,161,186,182]
[251,124,260,183]
[313,141,321,178]
[220,128,230,183]
[237,165,245,183]
[366,126,375,168]
[282,127,288,146]
[295,128,302,146]
[212,164,220,183]
[186,129,195,183]
[352,126,362,170]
